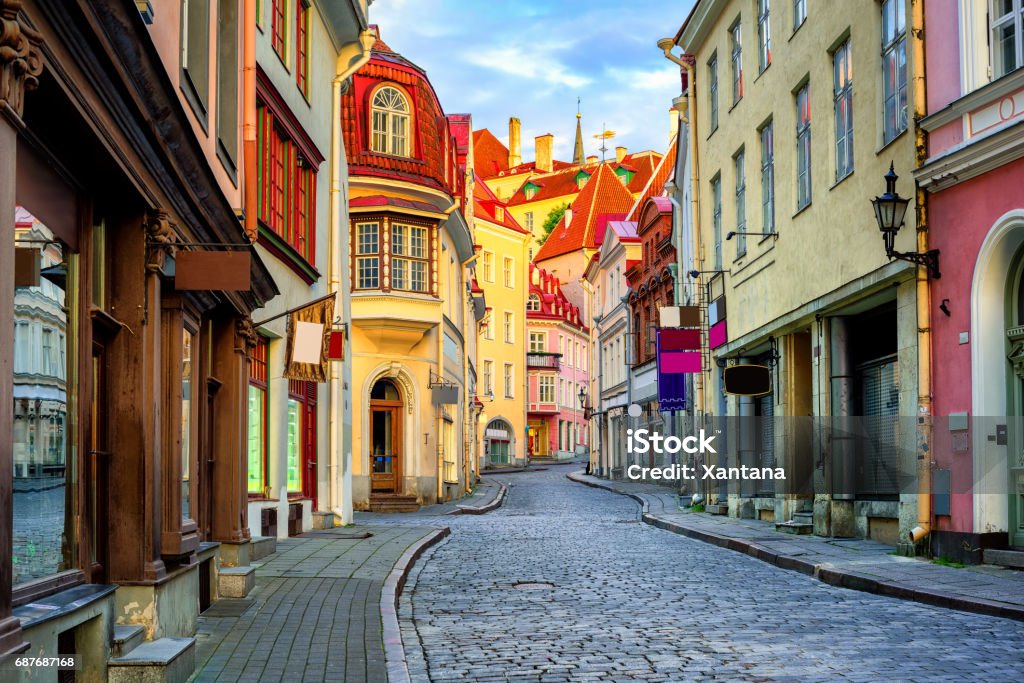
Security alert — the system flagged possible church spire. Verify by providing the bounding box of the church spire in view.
[573,97,585,165]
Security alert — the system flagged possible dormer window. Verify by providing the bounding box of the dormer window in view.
[496,206,505,222]
[523,182,540,200]
[575,170,590,189]
[528,294,541,311]
[371,86,410,156]
[615,167,634,185]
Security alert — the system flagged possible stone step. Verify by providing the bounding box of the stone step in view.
[111,624,146,658]
[792,511,814,525]
[705,503,728,516]
[369,494,420,513]
[983,548,1024,568]
[108,637,195,683]
[249,535,276,562]
[218,565,256,598]
[775,521,813,535]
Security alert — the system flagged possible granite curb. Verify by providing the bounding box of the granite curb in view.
[380,527,451,683]
[447,482,508,515]
[567,471,1024,623]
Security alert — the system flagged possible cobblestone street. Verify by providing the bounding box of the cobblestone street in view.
[400,466,1024,682]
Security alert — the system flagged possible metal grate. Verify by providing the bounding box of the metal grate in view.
[857,357,900,497]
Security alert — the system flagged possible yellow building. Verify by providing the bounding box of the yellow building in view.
[342,32,477,511]
[670,0,921,545]
[473,176,531,467]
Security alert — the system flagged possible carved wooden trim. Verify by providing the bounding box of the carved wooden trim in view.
[0,0,43,125]
[236,317,259,351]
[145,209,177,273]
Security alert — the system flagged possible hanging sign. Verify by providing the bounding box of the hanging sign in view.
[284,294,335,382]
[723,364,772,396]
[14,248,40,287]
[175,250,251,291]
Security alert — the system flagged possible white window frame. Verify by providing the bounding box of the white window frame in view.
[503,256,514,288]
[881,0,908,144]
[504,362,514,399]
[504,311,514,344]
[529,331,547,353]
[760,120,775,235]
[730,21,743,105]
[758,0,771,73]
[833,39,854,181]
[708,53,719,132]
[796,83,812,210]
[371,86,411,156]
[734,149,746,257]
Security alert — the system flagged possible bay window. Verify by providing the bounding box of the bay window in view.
[257,103,317,264]
[392,223,428,293]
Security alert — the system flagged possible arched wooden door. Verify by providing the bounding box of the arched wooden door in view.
[370,379,403,494]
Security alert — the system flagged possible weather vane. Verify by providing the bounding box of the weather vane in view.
[593,123,616,163]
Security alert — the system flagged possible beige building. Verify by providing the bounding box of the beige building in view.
[473,176,531,467]
[671,0,924,548]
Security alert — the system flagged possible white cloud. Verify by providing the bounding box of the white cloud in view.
[465,45,592,90]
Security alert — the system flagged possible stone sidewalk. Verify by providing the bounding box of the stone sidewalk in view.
[190,477,506,682]
[569,471,1024,622]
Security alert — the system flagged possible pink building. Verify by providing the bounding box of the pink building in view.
[915,1,1024,561]
[526,265,590,460]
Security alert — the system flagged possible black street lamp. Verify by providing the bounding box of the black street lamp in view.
[871,162,940,279]
[578,386,592,421]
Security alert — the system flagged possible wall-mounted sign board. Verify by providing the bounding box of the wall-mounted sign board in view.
[175,251,251,291]
[723,364,772,396]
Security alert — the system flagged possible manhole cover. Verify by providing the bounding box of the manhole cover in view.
[513,581,554,590]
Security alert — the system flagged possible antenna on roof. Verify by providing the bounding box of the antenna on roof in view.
[593,124,616,163]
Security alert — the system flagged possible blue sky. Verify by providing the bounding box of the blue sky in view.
[369,0,695,162]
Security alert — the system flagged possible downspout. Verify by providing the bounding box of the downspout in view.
[909,0,933,546]
[329,30,375,525]
[461,252,479,489]
[659,40,703,419]
[243,0,257,241]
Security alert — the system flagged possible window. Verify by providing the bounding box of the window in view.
[993,0,1024,78]
[734,150,746,256]
[881,0,907,143]
[484,312,495,340]
[504,363,514,399]
[503,256,514,288]
[482,251,494,282]
[559,378,565,406]
[527,294,541,311]
[559,334,565,357]
[529,331,546,352]
[296,0,310,96]
[286,379,315,494]
[758,0,771,73]
[581,347,588,372]
[271,0,287,61]
[525,212,534,232]
[711,174,722,270]
[371,86,410,156]
[392,223,428,292]
[730,21,743,104]
[182,0,211,117]
[354,222,380,289]
[796,83,812,210]
[504,311,514,343]
[708,53,719,131]
[539,375,555,403]
[834,39,854,180]
[248,338,268,495]
[41,328,53,376]
[217,0,239,165]
[760,121,775,234]
[484,360,494,396]
[257,104,316,263]
[793,0,806,31]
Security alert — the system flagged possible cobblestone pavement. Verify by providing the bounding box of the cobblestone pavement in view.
[400,465,1024,682]
[191,525,439,683]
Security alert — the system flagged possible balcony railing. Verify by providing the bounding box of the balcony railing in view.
[527,352,561,370]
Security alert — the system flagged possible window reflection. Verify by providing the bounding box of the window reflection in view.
[13,207,76,585]
[182,329,194,519]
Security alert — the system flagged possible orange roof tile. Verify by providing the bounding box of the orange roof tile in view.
[474,172,529,234]
[626,139,678,221]
[534,163,636,263]
[472,129,509,178]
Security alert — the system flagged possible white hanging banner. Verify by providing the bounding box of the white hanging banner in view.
[291,321,325,365]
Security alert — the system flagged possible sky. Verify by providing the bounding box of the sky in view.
[368,0,695,163]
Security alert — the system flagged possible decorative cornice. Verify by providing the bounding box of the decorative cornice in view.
[914,118,1024,193]
[0,0,43,125]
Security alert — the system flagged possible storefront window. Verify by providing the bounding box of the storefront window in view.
[13,209,77,585]
[182,329,194,518]
[247,338,268,495]
[287,399,301,491]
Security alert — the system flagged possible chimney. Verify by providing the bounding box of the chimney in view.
[586,155,598,164]
[535,134,553,173]
[615,146,628,163]
[508,117,522,168]
[669,108,680,142]
[564,207,573,226]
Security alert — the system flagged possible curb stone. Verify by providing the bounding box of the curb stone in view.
[567,471,1024,623]
[447,482,508,516]
[380,527,451,683]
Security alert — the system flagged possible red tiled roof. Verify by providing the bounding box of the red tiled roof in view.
[350,196,442,214]
[473,172,529,234]
[341,37,457,196]
[472,128,509,178]
[627,141,678,221]
[527,263,588,332]
[506,164,588,206]
[534,163,637,263]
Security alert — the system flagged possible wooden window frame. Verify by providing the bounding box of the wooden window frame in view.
[248,337,269,497]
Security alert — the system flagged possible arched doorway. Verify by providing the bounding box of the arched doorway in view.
[485,418,515,466]
[972,210,1024,544]
[370,378,403,493]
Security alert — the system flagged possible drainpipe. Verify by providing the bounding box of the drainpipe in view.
[329,30,375,525]
[461,252,479,488]
[243,0,257,241]
[658,40,703,419]
[909,0,933,546]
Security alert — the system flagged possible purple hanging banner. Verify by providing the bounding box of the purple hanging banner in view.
[656,329,691,412]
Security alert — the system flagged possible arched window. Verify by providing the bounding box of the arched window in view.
[527,294,541,311]
[371,86,410,156]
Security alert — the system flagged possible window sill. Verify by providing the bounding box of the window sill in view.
[728,98,743,114]
[257,223,319,285]
[789,19,807,42]
[217,139,238,187]
[792,201,812,218]
[707,125,719,141]
[754,63,771,83]
[180,68,209,134]
[830,169,854,191]
[758,232,777,245]
[876,128,908,156]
